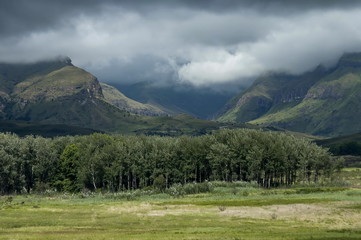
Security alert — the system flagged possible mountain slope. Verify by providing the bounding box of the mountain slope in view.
[0,58,73,118]
[218,53,361,137]
[218,65,328,123]
[101,83,166,116]
[13,65,102,102]
[0,57,72,93]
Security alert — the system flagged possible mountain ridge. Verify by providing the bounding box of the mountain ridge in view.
[218,52,361,137]
[100,83,166,116]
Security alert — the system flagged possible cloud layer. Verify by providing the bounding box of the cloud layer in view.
[1,0,361,87]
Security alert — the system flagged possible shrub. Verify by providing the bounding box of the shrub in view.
[212,181,258,188]
[104,189,155,201]
[166,184,185,198]
[153,175,167,192]
[166,182,214,197]
[182,182,214,195]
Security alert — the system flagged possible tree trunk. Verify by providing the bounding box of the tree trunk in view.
[127,173,130,190]
[166,173,169,188]
[92,172,97,190]
[118,171,122,191]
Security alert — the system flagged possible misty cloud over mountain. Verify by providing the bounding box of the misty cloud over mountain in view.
[1,0,361,88]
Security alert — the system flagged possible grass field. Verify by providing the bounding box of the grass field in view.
[1,170,361,240]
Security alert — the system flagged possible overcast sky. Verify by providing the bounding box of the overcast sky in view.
[1,0,361,88]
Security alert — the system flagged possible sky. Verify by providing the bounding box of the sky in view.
[1,0,361,89]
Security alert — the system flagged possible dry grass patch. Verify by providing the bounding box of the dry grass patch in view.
[218,201,361,229]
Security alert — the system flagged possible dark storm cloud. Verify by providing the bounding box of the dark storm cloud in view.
[2,0,361,37]
[1,0,84,36]
[88,55,178,84]
[1,0,361,86]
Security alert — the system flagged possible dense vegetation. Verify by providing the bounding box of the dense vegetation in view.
[0,129,342,194]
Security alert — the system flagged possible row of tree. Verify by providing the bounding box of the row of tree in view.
[0,129,343,194]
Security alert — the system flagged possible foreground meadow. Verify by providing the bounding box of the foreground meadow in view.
[1,169,361,240]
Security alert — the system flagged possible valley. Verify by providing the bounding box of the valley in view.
[2,1,361,239]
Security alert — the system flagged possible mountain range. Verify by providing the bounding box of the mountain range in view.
[218,53,361,137]
[1,53,361,138]
[0,58,228,136]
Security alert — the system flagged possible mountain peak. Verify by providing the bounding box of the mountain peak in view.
[337,52,361,68]
[54,56,73,66]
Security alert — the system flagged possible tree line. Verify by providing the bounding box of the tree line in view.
[0,129,343,194]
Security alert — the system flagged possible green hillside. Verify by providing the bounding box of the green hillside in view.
[219,53,361,137]
[217,73,291,122]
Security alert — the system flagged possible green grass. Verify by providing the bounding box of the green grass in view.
[158,197,336,207]
[1,185,360,239]
[343,168,361,172]
[335,168,361,187]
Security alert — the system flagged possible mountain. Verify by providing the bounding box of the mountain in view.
[0,58,229,136]
[218,53,361,137]
[0,59,134,132]
[110,81,236,119]
[100,83,166,116]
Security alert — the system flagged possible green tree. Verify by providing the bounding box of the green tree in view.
[56,144,80,192]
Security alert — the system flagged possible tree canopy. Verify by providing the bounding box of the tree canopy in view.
[0,129,343,194]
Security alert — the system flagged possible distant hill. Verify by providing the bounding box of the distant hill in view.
[218,53,361,137]
[316,132,361,155]
[111,81,236,119]
[315,132,361,167]
[0,120,100,137]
